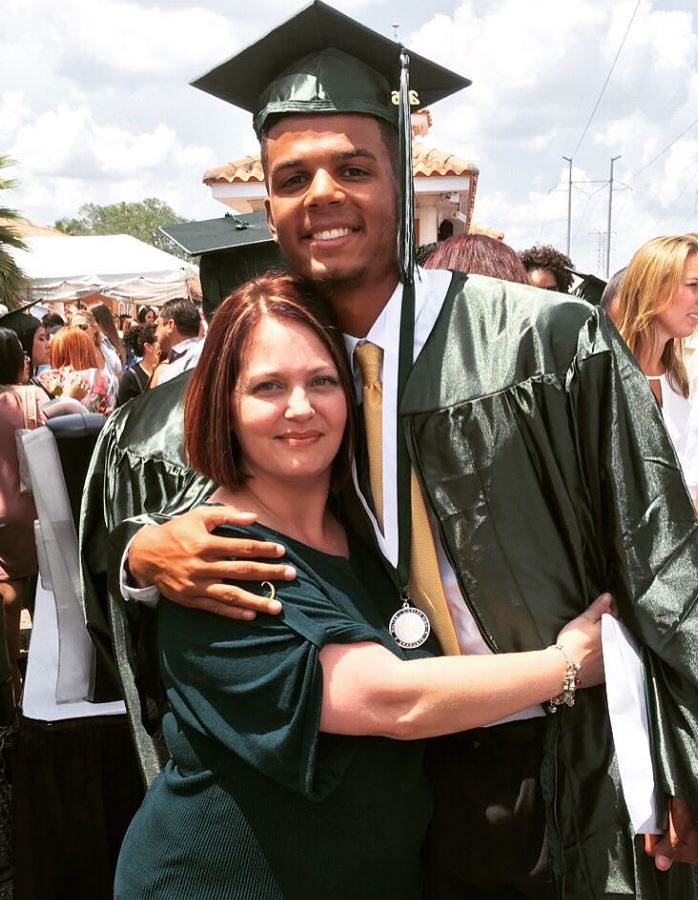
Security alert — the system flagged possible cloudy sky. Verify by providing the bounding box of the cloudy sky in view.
[3,0,697,276]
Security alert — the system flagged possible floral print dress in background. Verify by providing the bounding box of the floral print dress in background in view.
[39,367,118,415]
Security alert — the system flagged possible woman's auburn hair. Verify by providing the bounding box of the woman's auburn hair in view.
[423,233,530,285]
[614,233,698,398]
[184,272,356,493]
[49,326,99,371]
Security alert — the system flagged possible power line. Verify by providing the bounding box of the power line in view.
[570,0,641,159]
[572,193,595,242]
[629,116,698,183]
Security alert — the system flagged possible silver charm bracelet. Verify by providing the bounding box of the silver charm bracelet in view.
[548,643,581,713]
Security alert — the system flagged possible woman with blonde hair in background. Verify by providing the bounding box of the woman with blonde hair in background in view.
[71,308,122,381]
[610,233,698,500]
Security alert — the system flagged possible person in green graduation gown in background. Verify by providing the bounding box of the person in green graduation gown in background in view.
[82,3,698,898]
[113,271,611,900]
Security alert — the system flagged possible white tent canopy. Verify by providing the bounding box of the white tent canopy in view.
[9,234,198,303]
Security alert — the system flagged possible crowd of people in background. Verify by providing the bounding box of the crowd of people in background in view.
[1,228,697,712]
[4,228,691,441]
[1,297,204,414]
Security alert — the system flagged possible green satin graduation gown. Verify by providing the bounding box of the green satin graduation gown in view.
[396,273,698,899]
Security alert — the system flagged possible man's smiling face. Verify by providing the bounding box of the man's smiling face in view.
[263,113,399,291]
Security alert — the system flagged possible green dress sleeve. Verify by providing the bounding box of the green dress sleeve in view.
[157,542,385,800]
[567,308,698,817]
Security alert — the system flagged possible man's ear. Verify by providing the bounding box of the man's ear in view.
[265,198,278,242]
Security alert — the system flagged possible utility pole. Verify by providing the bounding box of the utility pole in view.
[606,155,621,277]
[562,156,573,257]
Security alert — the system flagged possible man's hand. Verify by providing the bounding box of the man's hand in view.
[127,506,296,620]
[644,797,698,869]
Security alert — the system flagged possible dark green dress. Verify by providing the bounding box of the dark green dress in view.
[114,523,438,900]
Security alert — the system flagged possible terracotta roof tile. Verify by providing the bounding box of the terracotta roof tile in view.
[203,155,264,185]
[203,143,478,185]
[0,217,67,237]
[412,142,478,177]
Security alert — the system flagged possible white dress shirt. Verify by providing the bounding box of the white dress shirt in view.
[344,268,543,723]
[157,337,203,385]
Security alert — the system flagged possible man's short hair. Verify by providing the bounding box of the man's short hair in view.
[42,312,65,329]
[519,244,574,293]
[159,298,200,338]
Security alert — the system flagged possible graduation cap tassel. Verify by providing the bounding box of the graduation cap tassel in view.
[398,47,415,285]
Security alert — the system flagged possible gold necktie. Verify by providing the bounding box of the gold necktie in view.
[354,342,385,532]
[354,342,461,656]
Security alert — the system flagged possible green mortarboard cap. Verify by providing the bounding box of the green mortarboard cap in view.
[191,0,471,138]
[161,211,274,255]
[569,268,607,306]
[0,299,44,338]
[161,212,285,319]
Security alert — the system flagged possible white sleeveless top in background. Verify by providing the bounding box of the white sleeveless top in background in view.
[646,373,698,500]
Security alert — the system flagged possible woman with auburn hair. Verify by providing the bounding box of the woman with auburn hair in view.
[50,326,99,370]
[115,271,610,900]
[610,233,698,500]
[40,326,118,413]
[423,233,530,285]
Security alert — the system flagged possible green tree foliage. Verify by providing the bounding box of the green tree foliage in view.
[0,156,29,310]
[55,197,188,259]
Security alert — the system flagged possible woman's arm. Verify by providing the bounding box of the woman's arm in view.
[319,594,610,740]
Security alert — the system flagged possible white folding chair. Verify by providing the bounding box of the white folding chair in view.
[19,425,124,719]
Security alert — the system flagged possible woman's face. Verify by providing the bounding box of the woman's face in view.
[655,253,698,343]
[145,309,156,325]
[31,326,49,367]
[76,318,100,343]
[231,316,347,485]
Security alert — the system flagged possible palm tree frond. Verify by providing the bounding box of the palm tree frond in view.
[0,156,28,307]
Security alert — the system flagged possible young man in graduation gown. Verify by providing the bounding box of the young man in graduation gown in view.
[80,4,698,898]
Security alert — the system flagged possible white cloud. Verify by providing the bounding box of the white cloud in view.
[53,0,239,77]
[8,105,94,175]
[408,0,698,272]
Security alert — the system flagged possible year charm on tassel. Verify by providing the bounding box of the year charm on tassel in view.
[389,599,431,649]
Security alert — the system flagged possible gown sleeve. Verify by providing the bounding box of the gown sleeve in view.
[157,548,384,801]
[567,307,698,818]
